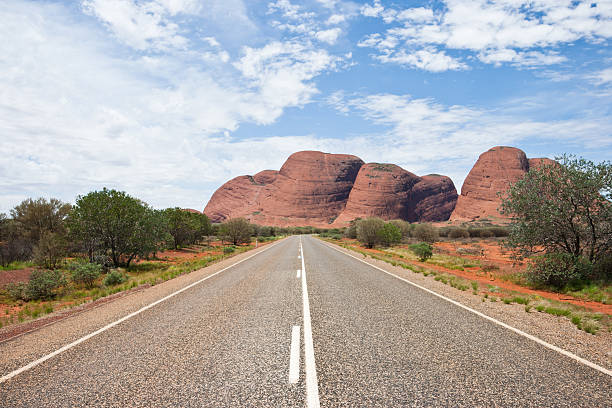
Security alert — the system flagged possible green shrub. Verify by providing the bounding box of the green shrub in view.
[5,282,28,300]
[448,228,469,239]
[71,263,102,289]
[526,252,593,288]
[413,224,439,243]
[410,242,433,262]
[356,218,385,248]
[104,269,128,286]
[377,223,402,247]
[223,246,236,254]
[26,269,66,300]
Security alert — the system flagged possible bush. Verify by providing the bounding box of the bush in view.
[356,218,385,248]
[33,231,66,269]
[71,263,102,288]
[388,220,411,239]
[104,269,128,286]
[448,227,469,239]
[26,269,66,300]
[5,282,28,301]
[223,246,236,254]
[479,228,494,238]
[377,223,402,247]
[92,254,113,272]
[526,252,593,288]
[413,224,439,243]
[410,243,433,262]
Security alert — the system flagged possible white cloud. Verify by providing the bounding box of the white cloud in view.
[82,0,190,51]
[315,28,342,44]
[359,0,612,70]
[327,14,346,24]
[361,1,384,18]
[376,48,467,72]
[0,1,341,212]
[587,67,612,85]
[328,92,612,187]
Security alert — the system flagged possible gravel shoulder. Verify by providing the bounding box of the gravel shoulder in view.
[320,238,612,371]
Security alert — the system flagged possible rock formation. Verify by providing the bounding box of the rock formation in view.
[204,151,458,227]
[333,164,457,225]
[450,146,553,222]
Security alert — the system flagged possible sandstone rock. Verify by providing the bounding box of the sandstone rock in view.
[204,151,460,227]
[450,146,552,222]
[413,174,458,221]
[333,164,457,225]
[204,151,363,226]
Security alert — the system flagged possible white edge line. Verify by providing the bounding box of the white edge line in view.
[321,239,612,377]
[300,236,321,407]
[0,239,284,384]
[289,325,300,383]
[297,269,301,278]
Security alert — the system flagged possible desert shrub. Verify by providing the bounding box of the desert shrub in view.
[410,243,433,262]
[448,227,469,239]
[489,227,510,237]
[71,262,102,288]
[33,231,66,269]
[5,282,28,300]
[344,220,359,239]
[526,252,593,288]
[479,228,495,238]
[223,246,236,254]
[437,227,450,238]
[356,218,385,248]
[388,220,411,239]
[413,224,439,243]
[26,269,66,300]
[92,254,113,272]
[104,269,128,286]
[377,223,402,247]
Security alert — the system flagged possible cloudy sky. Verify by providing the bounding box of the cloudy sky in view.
[1,0,611,213]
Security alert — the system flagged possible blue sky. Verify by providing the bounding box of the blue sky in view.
[1,0,611,213]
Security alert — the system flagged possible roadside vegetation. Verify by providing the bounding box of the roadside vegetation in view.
[0,190,297,330]
[316,155,611,335]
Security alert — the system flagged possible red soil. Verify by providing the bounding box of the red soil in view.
[340,239,611,315]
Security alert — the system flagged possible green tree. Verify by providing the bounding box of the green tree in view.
[377,222,402,246]
[0,215,30,266]
[501,156,611,265]
[219,218,252,245]
[68,188,163,267]
[410,242,433,262]
[33,231,66,269]
[10,197,71,251]
[356,218,385,248]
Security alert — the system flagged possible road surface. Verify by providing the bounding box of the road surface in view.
[0,235,610,407]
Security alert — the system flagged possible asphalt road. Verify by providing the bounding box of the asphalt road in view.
[0,235,610,407]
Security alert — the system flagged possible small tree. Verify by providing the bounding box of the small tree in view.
[413,223,439,243]
[356,218,385,248]
[410,242,433,262]
[377,222,402,247]
[501,155,611,284]
[219,218,252,245]
[10,197,71,252]
[33,231,66,269]
[68,188,165,267]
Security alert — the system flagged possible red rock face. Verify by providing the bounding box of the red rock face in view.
[204,151,364,226]
[333,164,457,225]
[204,151,459,227]
[413,175,458,221]
[450,146,552,222]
